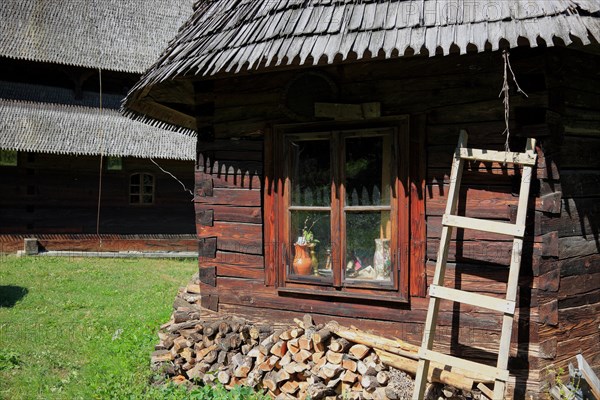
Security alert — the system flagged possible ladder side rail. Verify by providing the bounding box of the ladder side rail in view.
[492,137,537,400]
[413,130,468,400]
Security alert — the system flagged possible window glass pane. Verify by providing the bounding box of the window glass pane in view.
[130,195,140,203]
[344,211,393,283]
[142,195,153,204]
[345,135,392,206]
[290,139,330,206]
[143,185,153,194]
[289,210,331,277]
[130,185,140,194]
[131,174,140,185]
[143,174,154,185]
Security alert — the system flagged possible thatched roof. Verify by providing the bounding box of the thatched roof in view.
[0,99,195,160]
[123,0,600,132]
[0,0,194,73]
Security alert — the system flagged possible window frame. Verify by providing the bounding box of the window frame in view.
[267,116,413,303]
[129,172,155,205]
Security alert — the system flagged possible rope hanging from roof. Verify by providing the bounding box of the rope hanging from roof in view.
[499,50,528,152]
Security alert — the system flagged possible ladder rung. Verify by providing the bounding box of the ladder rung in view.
[443,214,525,237]
[460,147,536,166]
[429,284,516,314]
[419,349,510,382]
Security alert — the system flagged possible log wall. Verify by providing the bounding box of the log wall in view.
[534,48,600,382]
[194,48,597,398]
[0,153,196,252]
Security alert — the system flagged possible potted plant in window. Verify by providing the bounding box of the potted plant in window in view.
[293,217,320,275]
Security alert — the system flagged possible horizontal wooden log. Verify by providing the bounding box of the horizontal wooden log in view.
[198,222,263,255]
[195,188,261,206]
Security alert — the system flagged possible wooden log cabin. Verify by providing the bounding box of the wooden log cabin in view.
[123,1,600,397]
[0,0,197,254]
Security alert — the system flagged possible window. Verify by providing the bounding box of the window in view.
[268,118,412,301]
[0,150,17,166]
[130,173,154,204]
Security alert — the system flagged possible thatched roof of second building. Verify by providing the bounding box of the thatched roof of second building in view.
[0,0,194,73]
[0,99,195,160]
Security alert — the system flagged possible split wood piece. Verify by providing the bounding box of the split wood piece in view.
[196,344,217,360]
[343,356,358,372]
[342,370,359,384]
[259,355,280,371]
[287,338,300,354]
[263,371,278,391]
[298,336,312,350]
[330,323,419,359]
[313,328,332,345]
[281,381,300,394]
[329,338,351,353]
[217,370,231,385]
[276,369,291,383]
[290,328,304,338]
[320,363,342,380]
[377,371,390,385]
[278,352,292,367]
[375,349,476,392]
[349,344,371,360]
[326,350,344,365]
[270,340,287,357]
[250,325,272,340]
[361,374,380,390]
[294,349,313,364]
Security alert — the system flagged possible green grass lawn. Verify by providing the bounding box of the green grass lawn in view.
[0,255,197,399]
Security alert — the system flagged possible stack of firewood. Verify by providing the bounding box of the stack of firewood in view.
[152,314,485,399]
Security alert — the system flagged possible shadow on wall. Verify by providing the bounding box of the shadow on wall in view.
[0,285,28,308]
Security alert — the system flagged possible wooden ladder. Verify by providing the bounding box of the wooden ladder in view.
[412,130,537,400]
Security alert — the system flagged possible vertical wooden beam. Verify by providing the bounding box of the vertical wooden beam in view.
[410,114,427,297]
[263,125,277,287]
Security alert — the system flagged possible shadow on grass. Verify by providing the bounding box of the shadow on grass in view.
[0,286,28,308]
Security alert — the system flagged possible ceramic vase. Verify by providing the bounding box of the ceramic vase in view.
[293,243,312,275]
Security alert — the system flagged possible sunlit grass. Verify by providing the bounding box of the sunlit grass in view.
[0,255,196,399]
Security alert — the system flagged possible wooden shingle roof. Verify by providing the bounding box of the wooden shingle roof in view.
[124,0,600,132]
[0,0,194,73]
[0,99,195,160]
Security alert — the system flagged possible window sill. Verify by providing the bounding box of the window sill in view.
[277,287,408,304]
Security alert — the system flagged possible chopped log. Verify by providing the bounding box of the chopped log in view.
[233,357,253,378]
[374,349,477,392]
[203,373,216,385]
[217,350,227,364]
[172,336,192,353]
[357,360,377,376]
[167,320,201,333]
[320,363,342,380]
[263,371,278,391]
[313,328,332,345]
[326,350,344,365]
[349,344,370,360]
[240,343,253,355]
[329,338,351,353]
[330,323,419,359]
[270,340,288,357]
[293,349,313,364]
[290,328,304,338]
[246,368,264,388]
[202,335,214,348]
[281,381,300,394]
[204,350,218,364]
[361,374,380,390]
[342,356,358,372]
[315,341,327,352]
[193,341,205,352]
[376,371,389,385]
[374,387,390,400]
[250,325,272,340]
[279,352,292,367]
[276,369,291,383]
[258,355,279,371]
[342,370,359,384]
[293,318,305,329]
[306,382,330,399]
[203,323,219,338]
[298,336,312,351]
[196,344,217,360]
[151,350,173,363]
[280,330,293,341]
[218,321,231,335]
[186,363,205,381]
[312,351,325,363]
[303,314,315,329]
[217,370,231,385]
[326,376,342,389]
[283,361,298,374]
[287,338,300,354]
[180,347,194,362]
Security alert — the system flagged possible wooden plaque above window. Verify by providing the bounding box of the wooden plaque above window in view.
[280,71,339,122]
[265,117,412,303]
